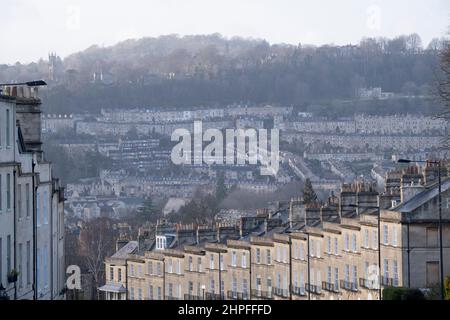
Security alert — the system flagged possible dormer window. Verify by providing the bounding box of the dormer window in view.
[156,235,167,250]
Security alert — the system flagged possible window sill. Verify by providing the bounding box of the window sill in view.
[343,250,360,255]
[228,265,249,270]
[254,262,273,266]
[292,257,307,262]
[274,260,289,264]
[362,246,380,252]
[382,244,399,249]
[325,252,341,257]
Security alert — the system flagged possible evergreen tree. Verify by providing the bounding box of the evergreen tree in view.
[136,198,158,223]
[303,178,318,204]
[215,172,227,202]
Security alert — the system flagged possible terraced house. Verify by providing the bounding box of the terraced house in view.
[0,85,65,300]
[101,162,450,300]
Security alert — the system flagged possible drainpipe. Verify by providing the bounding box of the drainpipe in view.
[248,247,252,300]
[162,259,165,300]
[50,184,53,300]
[289,236,292,300]
[307,233,311,301]
[377,206,381,300]
[218,252,222,299]
[32,160,37,300]
[12,117,17,300]
[407,223,411,288]
[437,162,444,301]
[125,259,128,300]
[13,168,17,300]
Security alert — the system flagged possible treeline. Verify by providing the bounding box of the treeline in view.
[306,97,445,118]
[0,33,446,114]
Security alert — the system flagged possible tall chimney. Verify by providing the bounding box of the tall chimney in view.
[424,161,448,185]
[305,203,321,226]
[400,181,424,203]
[400,166,425,203]
[289,198,305,226]
[356,181,379,214]
[339,184,357,217]
[15,86,43,156]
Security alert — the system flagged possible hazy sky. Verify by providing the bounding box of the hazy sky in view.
[1,0,449,64]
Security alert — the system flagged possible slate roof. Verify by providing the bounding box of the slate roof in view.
[393,178,450,213]
[98,283,127,293]
[111,241,138,259]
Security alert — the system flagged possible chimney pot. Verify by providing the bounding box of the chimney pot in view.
[17,86,24,98]
[24,87,31,98]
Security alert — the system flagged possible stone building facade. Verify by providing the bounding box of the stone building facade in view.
[102,163,450,300]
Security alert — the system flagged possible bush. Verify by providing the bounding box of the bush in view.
[383,287,425,300]
[445,277,450,300]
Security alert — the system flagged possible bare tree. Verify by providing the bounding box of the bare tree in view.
[438,38,450,146]
[78,217,117,299]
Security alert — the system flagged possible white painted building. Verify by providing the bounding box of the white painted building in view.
[0,86,65,300]
[41,114,77,134]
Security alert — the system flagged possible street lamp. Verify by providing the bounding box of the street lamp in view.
[398,158,445,300]
[0,80,47,95]
[349,204,382,300]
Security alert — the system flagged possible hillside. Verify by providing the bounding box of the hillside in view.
[0,33,445,114]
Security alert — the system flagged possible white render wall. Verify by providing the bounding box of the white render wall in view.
[0,98,17,298]
[0,96,65,300]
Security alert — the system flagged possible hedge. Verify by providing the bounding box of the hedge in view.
[382,287,425,300]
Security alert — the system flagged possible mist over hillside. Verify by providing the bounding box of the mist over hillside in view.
[0,33,446,115]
